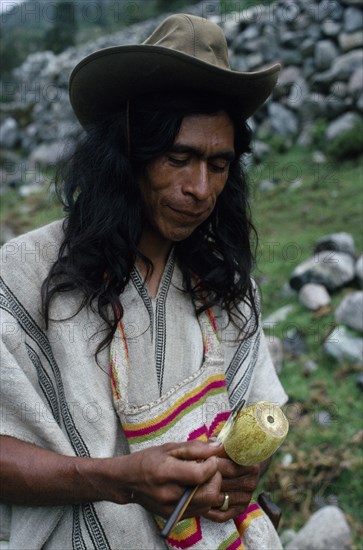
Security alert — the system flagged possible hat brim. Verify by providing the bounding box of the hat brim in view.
[69,44,280,129]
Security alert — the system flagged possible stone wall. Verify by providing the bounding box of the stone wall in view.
[0,0,362,183]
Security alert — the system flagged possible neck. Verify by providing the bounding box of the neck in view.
[136,230,173,298]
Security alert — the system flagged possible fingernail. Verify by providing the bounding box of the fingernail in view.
[209,440,223,447]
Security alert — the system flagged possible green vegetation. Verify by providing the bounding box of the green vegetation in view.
[252,147,363,547]
[327,118,363,160]
[0,146,362,545]
[0,0,201,78]
[251,146,363,309]
[311,118,329,151]
[0,185,63,238]
[44,1,77,54]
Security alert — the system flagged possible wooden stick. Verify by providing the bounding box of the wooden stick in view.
[160,485,199,538]
[160,399,245,538]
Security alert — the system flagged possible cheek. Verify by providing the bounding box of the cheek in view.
[213,175,229,201]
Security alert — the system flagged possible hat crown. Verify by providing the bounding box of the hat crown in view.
[143,14,230,70]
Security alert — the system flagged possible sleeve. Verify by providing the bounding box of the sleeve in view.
[245,283,288,406]
[245,324,288,407]
[0,293,74,453]
[220,281,288,409]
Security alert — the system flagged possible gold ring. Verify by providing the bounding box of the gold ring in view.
[219,492,229,512]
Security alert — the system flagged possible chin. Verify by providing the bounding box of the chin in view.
[167,228,196,242]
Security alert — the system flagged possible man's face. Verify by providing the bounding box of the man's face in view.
[139,111,235,246]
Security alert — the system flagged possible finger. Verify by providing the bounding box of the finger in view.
[204,505,248,522]
[221,476,259,494]
[185,470,222,517]
[217,458,260,479]
[169,440,223,461]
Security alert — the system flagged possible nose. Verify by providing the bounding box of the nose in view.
[183,161,211,201]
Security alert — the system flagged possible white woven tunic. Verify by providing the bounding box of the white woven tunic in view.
[0,220,287,549]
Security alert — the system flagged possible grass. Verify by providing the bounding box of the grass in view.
[251,146,363,311]
[0,185,63,240]
[251,147,363,547]
[1,146,362,546]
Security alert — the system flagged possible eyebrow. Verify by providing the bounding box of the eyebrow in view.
[169,143,235,162]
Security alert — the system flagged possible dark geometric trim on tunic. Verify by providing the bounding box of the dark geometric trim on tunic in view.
[130,268,154,341]
[226,321,261,408]
[129,252,176,395]
[227,332,261,409]
[155,252,175,395]
[83,503,111,550]
[0,277,88,456]
[25,342,61,426]
[72,505,87,550]
[0,277,111,549]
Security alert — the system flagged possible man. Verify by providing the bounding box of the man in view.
[0,14,287,549]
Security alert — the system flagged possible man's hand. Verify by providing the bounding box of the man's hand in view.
[98,440,224,519]
[0,436,224,517]
[0,435,270,523]
[201,456,270,522]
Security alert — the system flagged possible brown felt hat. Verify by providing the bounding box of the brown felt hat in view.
[69,14,280,129]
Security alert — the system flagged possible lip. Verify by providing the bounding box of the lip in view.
[168,206,208,219]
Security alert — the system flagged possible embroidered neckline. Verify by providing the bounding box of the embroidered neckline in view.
[129,250,176,394]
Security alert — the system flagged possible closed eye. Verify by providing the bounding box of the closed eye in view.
[209,160,230,173]
[167,155,189,166]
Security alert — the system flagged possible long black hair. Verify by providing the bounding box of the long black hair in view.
[42,91,258,361]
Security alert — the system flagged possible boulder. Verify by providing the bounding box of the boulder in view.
[290,251,355,291]
[278,48,303,65]
[306,22,323,40]
[355,255,363,288]
[312,50,362,88]
[348,66,363,98]
[262,305,295,328]
[287,77,309,110]
[299,37,315,56]
[286,506,352,550]
[330,81,348,98]
[299,283,331,310]
[251,140,271,162]
[321,19,341,36]
[303,359,319,376]
[280,30,306,49]
[245,53,264,70]
[283,327,308,357]
[275,66,301,97]
[335,291,363,332]
[324,326,363,364]
[315,39,339,70]
[339,31,363,51]
[343,6,363,32]
[1,0,362,166]
[0,100,34,127]
[267,103,298,136]
[312,151,328,164]
[297,120,314,147]
[0,118,19,149]
[324,95,348,119]
[0,224,18,246]
[221,18,240,44]
[28,141,66,167]
[314,232,356,256]
[300,93,328,119]
[266,336,284,374]
[325,112,363,141]
[279,529,297,547]
[330,49,363,80]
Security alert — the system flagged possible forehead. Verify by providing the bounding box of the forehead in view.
[174,112,235,153]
